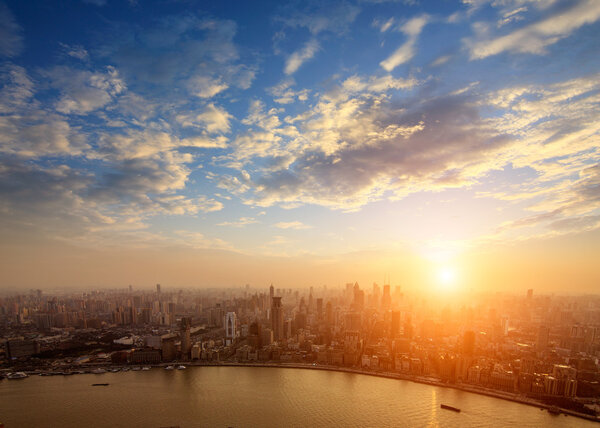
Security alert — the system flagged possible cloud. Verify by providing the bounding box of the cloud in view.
[268,78,310,104]
[275,2,360,35]
[373,17,395,32]
[285,39,320,75]
[0,114,87,158]
[216,73,513,210]
[59,43,90,61]
[467,0,600,59]
[0,65,89,158]
[0,64,34,113]
[274,221,312,229]
[99,14,255,97]
[154,195,223,215]
[42,66,126,115]
[431,55,452,67]
[0,2,23,57]
[380,15,429,71]
[177,103,233,134]
[217,217,258,227]
[188,75,229,98]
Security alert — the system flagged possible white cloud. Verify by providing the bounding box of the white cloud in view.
[467,0,600,59]
[268,78,310,104]
[431,55,452,67]
[0,65,89,158]
[44,66,126,115]
[189,75,229,98]
[177,103,232,134]
[373,17,395,32]
[380,15,429,71]
[285,39,320,75]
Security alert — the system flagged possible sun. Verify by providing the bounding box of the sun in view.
[436,266,457,291]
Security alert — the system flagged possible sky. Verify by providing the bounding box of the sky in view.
[0,0,598,292]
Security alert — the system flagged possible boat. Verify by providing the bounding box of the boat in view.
[92,383,109,386]
[7,372,28,379]
[165,365,174,370]
[440,404,461,413]
[131,367,141,371]
[142,367,151,371]
[177,365,186,370]
[91,368,106,374]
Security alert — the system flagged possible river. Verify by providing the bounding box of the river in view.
[0,366,595,427]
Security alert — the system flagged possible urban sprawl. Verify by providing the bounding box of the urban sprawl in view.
[1,283,599,419]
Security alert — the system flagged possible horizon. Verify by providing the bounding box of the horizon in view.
[0,0,599,292]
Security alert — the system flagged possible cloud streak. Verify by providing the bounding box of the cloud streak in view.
[380,15,428,71]
[467,0,600,59]
[285,39,320,75]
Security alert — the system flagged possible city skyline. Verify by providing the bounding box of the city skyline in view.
[0,0,599,292]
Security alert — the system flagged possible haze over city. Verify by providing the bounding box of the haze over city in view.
[0,0,599,292]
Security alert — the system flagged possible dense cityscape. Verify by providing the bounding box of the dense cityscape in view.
[1,283,599,420]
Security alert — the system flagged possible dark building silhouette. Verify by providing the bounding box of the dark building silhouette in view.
[272,297,284,342]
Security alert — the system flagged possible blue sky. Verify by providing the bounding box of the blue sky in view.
[0,0,599,289]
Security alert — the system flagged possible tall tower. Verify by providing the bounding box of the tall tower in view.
[180,317,192,358]
[271,297,284,342]
[225,312,237,345]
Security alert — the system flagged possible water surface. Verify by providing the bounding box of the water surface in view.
[0,367,594,427]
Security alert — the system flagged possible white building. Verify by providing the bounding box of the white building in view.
[225,312,237,345]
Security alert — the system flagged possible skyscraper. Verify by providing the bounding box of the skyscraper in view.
[180,317,192,358]
[537,325,550,352]
[271,296,284,342]
[225,312,237,344]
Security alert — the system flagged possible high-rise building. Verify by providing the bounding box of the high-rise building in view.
[537,325,550,352]
[353,283,364,311]
[271,297,284,342]
[249,321,262,348]
[180,317,192,357]
[225,312,237,342]
[316,298,323,320]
